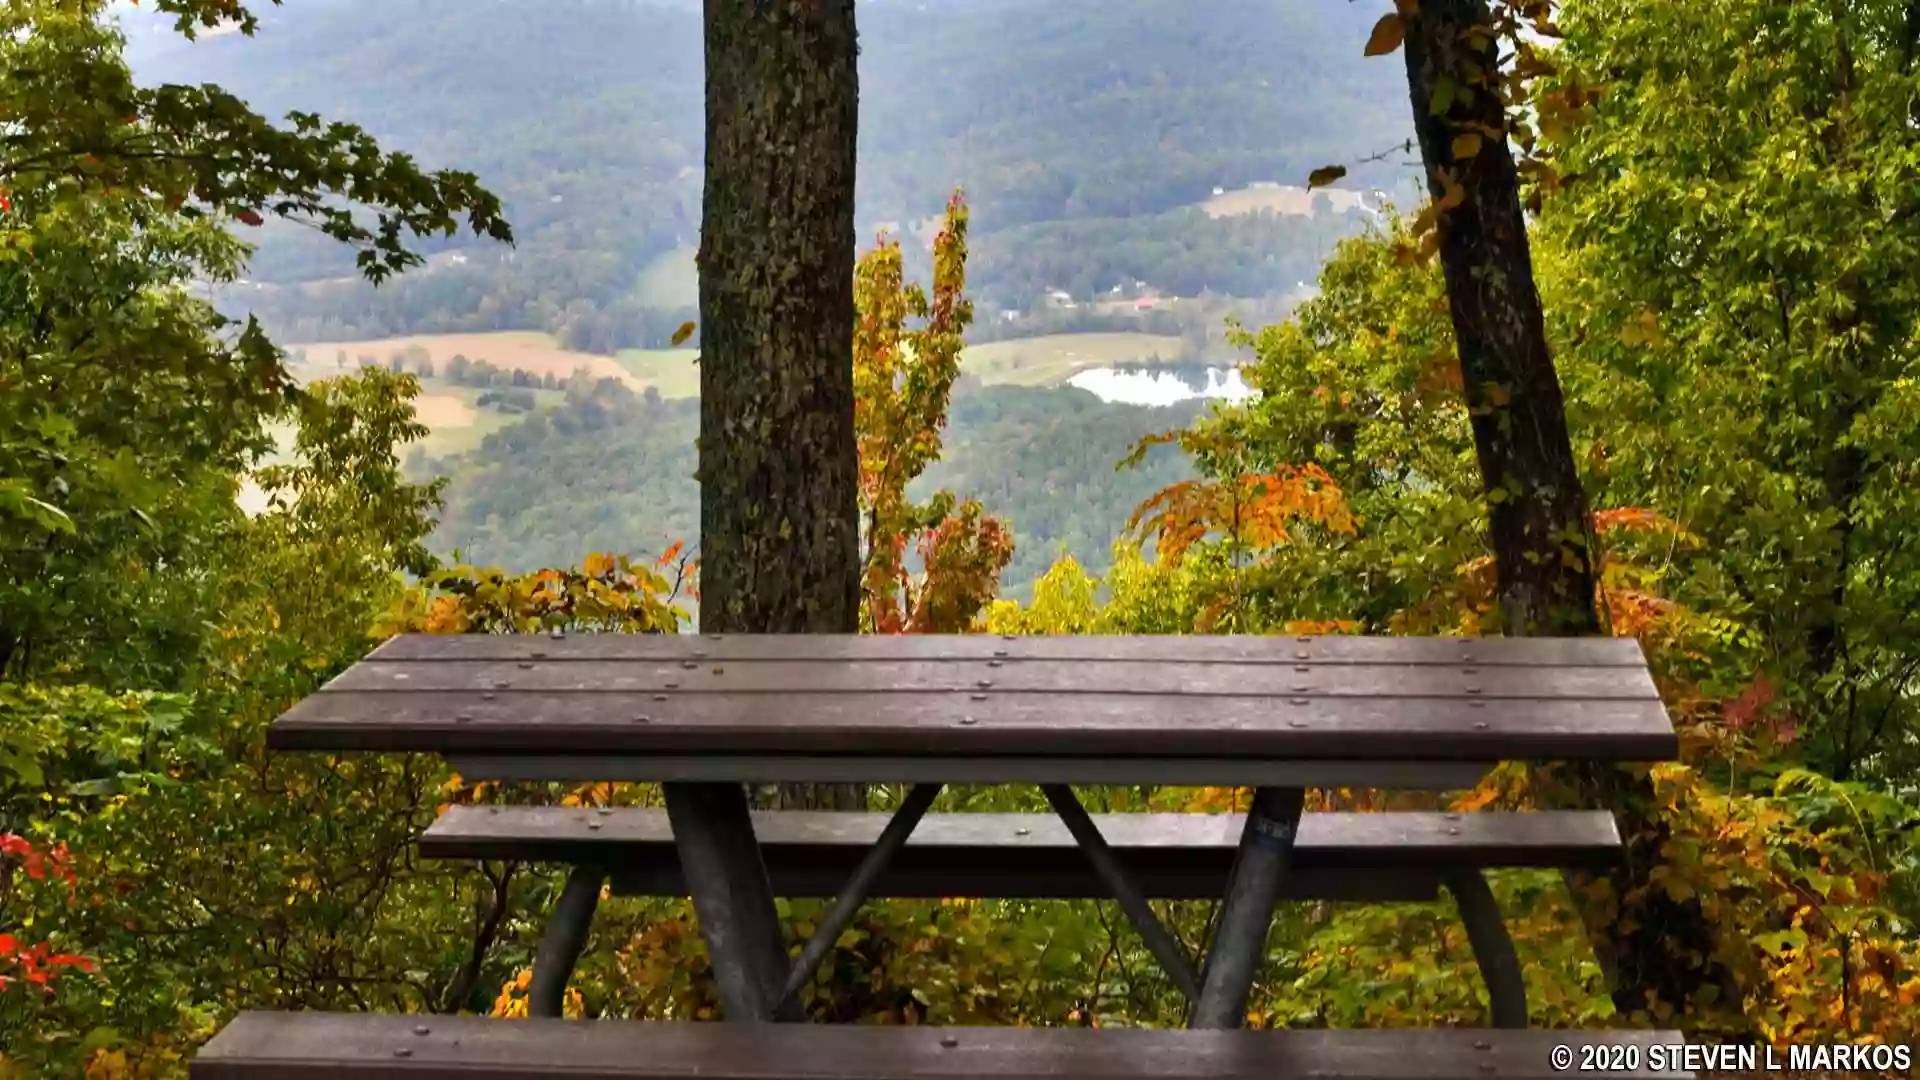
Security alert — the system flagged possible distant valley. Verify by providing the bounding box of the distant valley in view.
[131,0,1420,596]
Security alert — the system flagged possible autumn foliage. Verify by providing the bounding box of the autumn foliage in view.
[854,193,1014,633]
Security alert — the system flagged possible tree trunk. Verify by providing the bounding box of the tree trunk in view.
[698,0,863,812]
[1400,0,1746,1032]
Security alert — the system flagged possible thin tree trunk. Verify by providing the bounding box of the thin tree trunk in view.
[1400,0,1746,1032]
[698,0,863,812]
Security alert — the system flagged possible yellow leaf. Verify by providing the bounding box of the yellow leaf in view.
[1618,309,1665,347]
[1364,13,1406,56]
[670,321,697,347]
[1451,133,1483,160]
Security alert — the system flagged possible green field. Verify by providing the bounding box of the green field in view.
[960,333,1189,386]
[614,348,701,398]
[635,246,700,309]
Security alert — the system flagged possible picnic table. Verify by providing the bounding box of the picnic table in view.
[192,632,1692,1079]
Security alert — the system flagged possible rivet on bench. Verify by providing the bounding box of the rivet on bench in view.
[1444,813,1461,821]
[1289,697,1308,706]
[959,716,979,725]
[1473,721,1489,730]
[1463,666,1479,674]
[1465,686,1482,695]
[394,1048,413,1058]
[632,714,651,724]
[393,672,410,680]
[713,666,725,675]
[1292,684,1309,692]
[665,680,680,689]
[993,649,1009,658]
[1447,827,1461,836]
[413,1024,430,1036]
[976,679,993,689]
[653,694,668,701]
[456,713,473,723]
[940,1035,960,1049]
[693,650,708,659]
[970,693,988,702]
[1294,651,1310,660]
[589,821,603,830]
[1473,1040,1491,1050]
[1288,718,1307,728]
[549,628,565,640]
[1014,827,1030,836]
[987,659,1003,668]
[598,808,614,816]
[681,660,699,670]
[1468,699,1486,708]
[482,693,496,702]
[1294,664,1309,673]
[518,662,535,670]
[532,650,549,659]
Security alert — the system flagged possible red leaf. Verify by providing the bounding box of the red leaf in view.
[235,208,264,226]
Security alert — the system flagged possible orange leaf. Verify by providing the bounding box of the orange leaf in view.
[1364,13,1406,56]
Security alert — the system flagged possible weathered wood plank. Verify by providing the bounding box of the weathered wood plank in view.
[191,1012,1695,1079]
[369,632,1648,668]
[421,808,1621,902]
[326,659,1660,700]
[268,691,1678,762]
[443,753,1497,790]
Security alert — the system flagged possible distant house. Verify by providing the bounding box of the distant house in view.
[1044,289,1075,309]
[1211,186,1226,196]
[998,309,1022,323]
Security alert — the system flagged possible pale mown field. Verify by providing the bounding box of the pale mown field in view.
[287,331,637,387]
[1197,183,1373,218]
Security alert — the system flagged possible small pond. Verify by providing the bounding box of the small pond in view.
[1066,364,1257,406]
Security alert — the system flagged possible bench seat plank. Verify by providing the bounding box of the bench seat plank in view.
[191,1012,1693,1079]
[420,808,1620,902]
[368,633,1652,668]
[271,691,1677,762]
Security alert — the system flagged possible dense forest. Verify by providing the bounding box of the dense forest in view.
[7,0,1920,1075]
[126,0,1409,351]
[419,376,1202,603]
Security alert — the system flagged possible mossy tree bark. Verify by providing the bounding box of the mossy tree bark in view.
[697,0,863,812]
[1400,0,1746,1031]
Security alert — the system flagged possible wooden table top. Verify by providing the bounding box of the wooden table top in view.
[264,634,1678,786]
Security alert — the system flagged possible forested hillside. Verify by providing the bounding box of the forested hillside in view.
[421,376,1203,603]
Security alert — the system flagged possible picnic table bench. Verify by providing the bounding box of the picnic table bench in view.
[192,633,1692,1079]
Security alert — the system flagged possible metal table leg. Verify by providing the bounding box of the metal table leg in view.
[774,783,943,1012]
[1041,784,1200,1002]
[528,865,606,1018]
[1188,786,1306,1029]
[663,782,796,1022]
[1444,869,1529,1029]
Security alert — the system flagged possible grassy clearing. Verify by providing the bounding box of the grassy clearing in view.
[613,348,701,398]
[285,331,634,386]
[635,246,700,309]
[1196,183,1371,218]
[960,333,1189,386]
